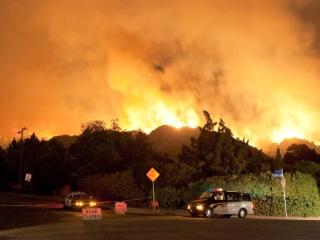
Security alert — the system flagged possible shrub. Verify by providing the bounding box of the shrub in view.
[157,187,182,208]
[77,171,144,201]
[182,172,320,217]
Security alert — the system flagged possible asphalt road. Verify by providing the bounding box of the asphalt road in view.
[0,192,65,230]
[0,193,320,240]
[1,210,320,240]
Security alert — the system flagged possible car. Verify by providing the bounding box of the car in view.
[187,188,254,218]
[64,191,97,209]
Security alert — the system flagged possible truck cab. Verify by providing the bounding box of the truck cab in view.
[187,188,254,218]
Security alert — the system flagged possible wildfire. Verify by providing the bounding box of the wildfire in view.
[270,107,313,144]
[152,102,199,129]
[41,133,53,140]
[125,102,200,133]
[107,47,200,133]
[271,127,305,144]
[3,0,320,152]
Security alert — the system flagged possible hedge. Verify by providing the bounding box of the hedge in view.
[180,172,320,217]
[156,187,182,208]
[78,171,320,216]
[77,171,145,201]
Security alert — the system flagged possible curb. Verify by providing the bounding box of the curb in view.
[125,207,320,220]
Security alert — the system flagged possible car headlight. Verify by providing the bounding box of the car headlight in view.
[89,201,96,207]
[187,204,191,210]
[196,204,204,211]
[75,201,83,207]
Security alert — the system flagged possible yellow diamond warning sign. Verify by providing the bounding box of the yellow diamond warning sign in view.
[146,168,160,182]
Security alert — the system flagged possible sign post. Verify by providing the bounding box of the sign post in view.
[281,176,288,219]
[272,169,287,218]
[146,168,160,210]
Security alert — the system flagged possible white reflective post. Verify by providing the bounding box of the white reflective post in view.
[152,181,155,203]
[281,177,287,219]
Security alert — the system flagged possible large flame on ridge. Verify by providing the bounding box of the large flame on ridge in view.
[1,0,320,150]
[106,45,319,146]
[271,107,315,144]
[107,50,200,132]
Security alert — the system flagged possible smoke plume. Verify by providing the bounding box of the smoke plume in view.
[1,0,320,148]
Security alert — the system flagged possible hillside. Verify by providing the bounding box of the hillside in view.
[50,135,78,148]
[49,126,199,159]
[149,125,200,159]
[266,137,320,156]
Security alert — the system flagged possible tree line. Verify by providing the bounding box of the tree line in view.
[0,112,319,196]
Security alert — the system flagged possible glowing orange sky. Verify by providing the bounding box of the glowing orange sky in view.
[1,0,320,148]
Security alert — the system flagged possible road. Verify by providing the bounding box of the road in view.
[0,194,319,240]
[1,212,320,240]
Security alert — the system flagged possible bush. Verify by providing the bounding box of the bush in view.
[78,171,320,216]
[182,172,320,217]
[77,171,144,201]
[157,187,182,208]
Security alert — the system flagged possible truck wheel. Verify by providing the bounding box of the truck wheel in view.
[205,208,213,218]
[238,208,247,218]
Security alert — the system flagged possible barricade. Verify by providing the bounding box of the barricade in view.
[114,201,128,215]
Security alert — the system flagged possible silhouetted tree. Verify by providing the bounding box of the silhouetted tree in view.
[272,147,283,170]
[203,111,217,131]
[180,110,267,180]
[283,144,320,187]
[0,146,6,188]
[284,144,320,165]
[5,133,70,193]
[28,139,70,193]
[110,118,121,132]
[23,133,41,175]
[81,120,106,135]
[69,130,123,176]
[6,138,20,184]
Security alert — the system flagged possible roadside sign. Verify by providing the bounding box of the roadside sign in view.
[146,168,160,182]
[146,168,160,210]
[25,173,32,182]
[82,208,102,220]
[272,169,283,178]
[115,201,128,215]
[149,200,159,210]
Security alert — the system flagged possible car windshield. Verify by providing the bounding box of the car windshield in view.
[74,194,88,199]
[199,191,211,199]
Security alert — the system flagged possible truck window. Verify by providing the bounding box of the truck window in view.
[226,192,239,202]
[213,192,225,201]
[239,193,251,201]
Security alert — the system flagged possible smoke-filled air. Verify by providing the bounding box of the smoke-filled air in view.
[1,0,320,148]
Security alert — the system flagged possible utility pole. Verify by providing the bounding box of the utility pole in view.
[17,127,27,187]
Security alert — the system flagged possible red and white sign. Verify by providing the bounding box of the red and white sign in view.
[146,168,160,182]
[115,201,128,215]
[25,173,32,182]
[82,208,102,220]
[149,200,159,210]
